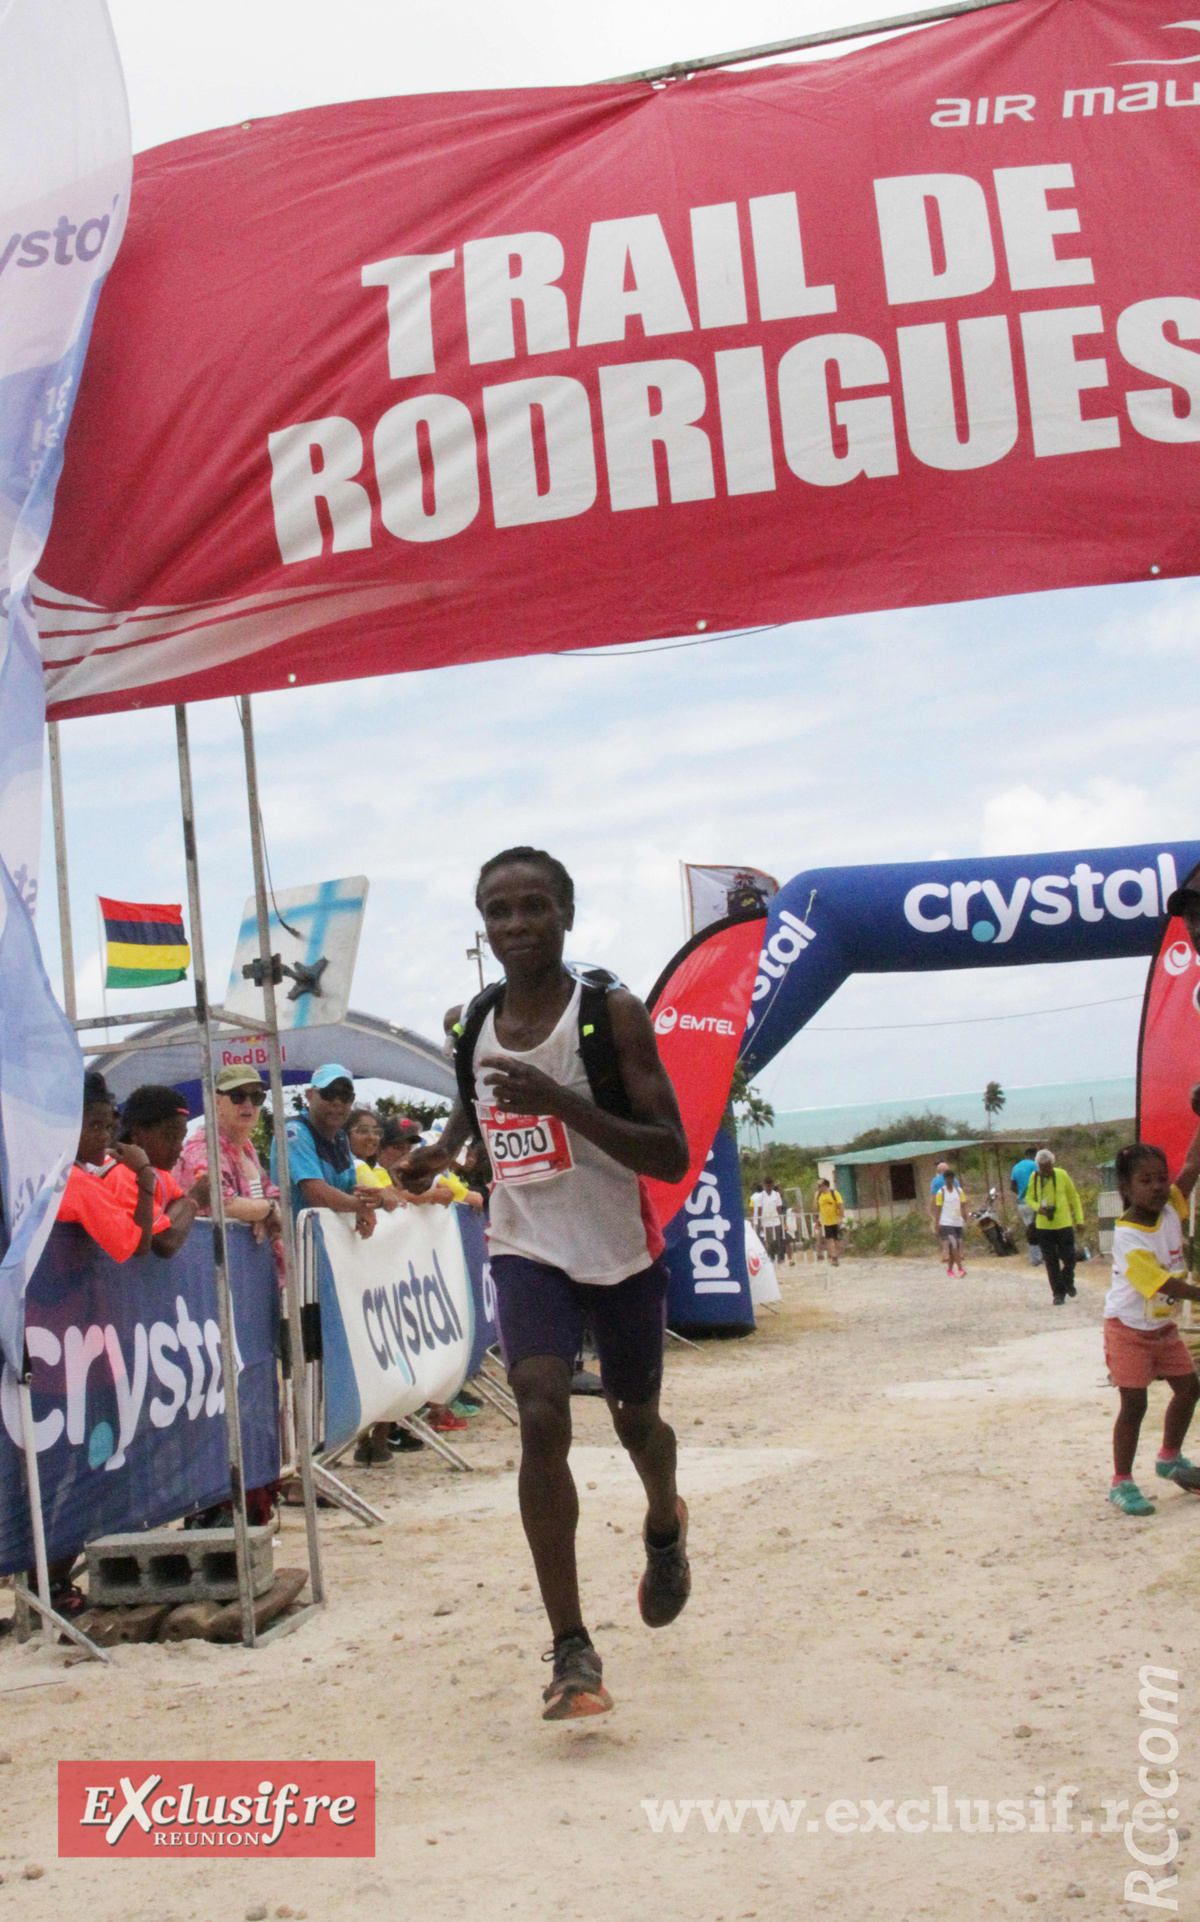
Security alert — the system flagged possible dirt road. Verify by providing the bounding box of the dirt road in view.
[2,1249,1194,1921]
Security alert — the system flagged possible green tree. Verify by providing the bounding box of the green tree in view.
[983,1081,1007,1130]
[732,1069,775,1156]
[373,1093,451,1131]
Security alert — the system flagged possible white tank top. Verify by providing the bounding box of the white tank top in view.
[474,980,657,1286]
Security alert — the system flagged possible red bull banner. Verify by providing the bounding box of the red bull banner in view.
[38,0,1200,719]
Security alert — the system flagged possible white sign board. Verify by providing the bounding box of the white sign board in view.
[223,875,368,1030]
[302,1205,473,1451]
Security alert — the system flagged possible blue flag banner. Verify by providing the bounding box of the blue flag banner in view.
[0,0,132,1373]
[0,1221,279,1573]
[664,1125,754,1333]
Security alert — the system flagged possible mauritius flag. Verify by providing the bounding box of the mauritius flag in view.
[100,896,191,989]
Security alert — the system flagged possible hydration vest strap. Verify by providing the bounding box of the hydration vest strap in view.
[453,976,631,1126]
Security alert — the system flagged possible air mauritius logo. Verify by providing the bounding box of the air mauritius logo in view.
[58,1762,375,1858]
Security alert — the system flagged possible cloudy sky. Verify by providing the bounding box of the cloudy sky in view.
[37,0,1198,1118]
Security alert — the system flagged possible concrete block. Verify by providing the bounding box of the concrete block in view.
[85,1527,274,1605]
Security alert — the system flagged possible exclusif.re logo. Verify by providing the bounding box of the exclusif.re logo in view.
[58,1762,375,1858]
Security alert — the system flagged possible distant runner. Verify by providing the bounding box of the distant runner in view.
[410,846,691,1721]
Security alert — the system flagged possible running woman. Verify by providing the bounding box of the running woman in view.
[410,847,691,1720]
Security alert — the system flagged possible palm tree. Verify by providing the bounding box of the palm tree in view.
[744,1092,776,1157]
[732,1069,775,1156]
[983,1081,1006,1130]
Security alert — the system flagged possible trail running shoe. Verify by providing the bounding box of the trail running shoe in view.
[1109,1480,1155,1516]
[639,1497,691,1627]
[541,1634,613,1721]
[1156,1455,1200,1490]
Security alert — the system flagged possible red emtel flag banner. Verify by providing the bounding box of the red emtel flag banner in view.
[36,0,1200,718]
[1137,906,1200,1174]
[643,909,767,1230]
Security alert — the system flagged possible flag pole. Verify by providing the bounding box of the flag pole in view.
[47,722,76,1023]
[96,896,108,1018]
[175,704,258,1648]
[17,1372,53,1643]
[237,693,324,1607]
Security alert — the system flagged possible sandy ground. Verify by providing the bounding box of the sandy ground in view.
[2,1247,1198,1922]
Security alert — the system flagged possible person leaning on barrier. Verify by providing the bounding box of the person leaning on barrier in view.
[347,1105,403,1213]
[380,1116,454,1208]
[271,1063,376,1237]
[106,1084,202,1257]
[175,1064,284,1261]
[55,1070,157,1260]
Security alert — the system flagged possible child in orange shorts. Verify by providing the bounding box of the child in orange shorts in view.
[1105,1142,1200,1515]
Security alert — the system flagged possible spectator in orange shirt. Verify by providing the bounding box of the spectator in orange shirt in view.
[56,1071,158,1261]
[107,1085,202,1257]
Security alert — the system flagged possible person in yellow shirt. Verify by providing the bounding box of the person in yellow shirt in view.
[815,1176,844,1267]
[1024,1148,1083,1303]
[348,1108,403,1213]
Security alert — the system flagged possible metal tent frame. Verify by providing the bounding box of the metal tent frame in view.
[23,695,325,1651]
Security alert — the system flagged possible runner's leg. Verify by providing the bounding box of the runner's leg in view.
[607,1390,679,1536]
[510,1354,584,1639]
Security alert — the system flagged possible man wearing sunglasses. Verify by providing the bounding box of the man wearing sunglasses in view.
[271,1062,376,1240]
[176,1062,283,1248]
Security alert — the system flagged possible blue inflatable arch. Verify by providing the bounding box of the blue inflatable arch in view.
[739,841,1200,1076]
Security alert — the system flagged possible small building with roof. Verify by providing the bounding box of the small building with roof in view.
[817,1137,981,1221]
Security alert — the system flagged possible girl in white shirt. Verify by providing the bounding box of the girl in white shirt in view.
[1105,1142,1200,1516]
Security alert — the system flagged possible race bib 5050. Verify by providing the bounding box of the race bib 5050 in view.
[478,1107,574,1186]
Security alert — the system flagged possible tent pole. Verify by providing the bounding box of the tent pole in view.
[47,722,76,1023]
[18,1376,53,1643]
[602,0,1021,81]
[175,705,257,1649]
[237,694,324,1606]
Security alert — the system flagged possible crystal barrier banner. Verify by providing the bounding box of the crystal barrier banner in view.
[35,0,1200,718]
[0,1221,279,1574]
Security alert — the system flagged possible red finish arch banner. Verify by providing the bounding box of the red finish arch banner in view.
[38,0,1200,718]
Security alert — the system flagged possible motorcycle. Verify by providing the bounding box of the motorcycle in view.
[972,1187,1019,1256]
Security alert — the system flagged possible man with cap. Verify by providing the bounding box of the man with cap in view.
[271,1064,376,1239]
[176,1064,282,1248]
[1024,1148,1083,1303]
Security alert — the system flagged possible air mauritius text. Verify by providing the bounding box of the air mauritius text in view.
[58,1763,375,1859]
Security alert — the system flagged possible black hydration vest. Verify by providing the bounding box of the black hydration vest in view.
[453,966,632,1129]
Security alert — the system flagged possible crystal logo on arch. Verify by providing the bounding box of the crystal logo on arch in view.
[903,854,1180,946]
